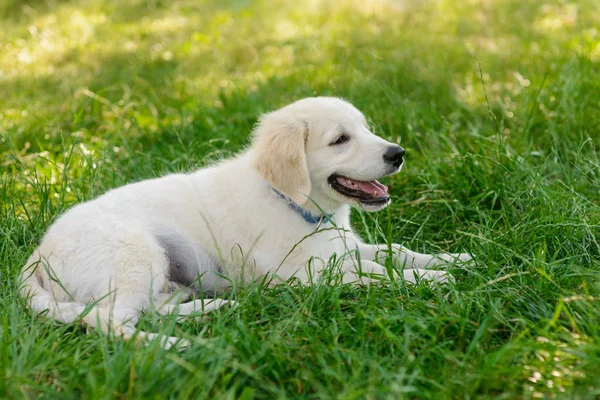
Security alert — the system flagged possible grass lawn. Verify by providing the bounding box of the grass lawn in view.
[1,0,600,398]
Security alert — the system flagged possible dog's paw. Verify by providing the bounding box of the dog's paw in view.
[212,299,239,309]
[167,336,191,351]
[424,269,455,284]
[403,269,455,285]
[436,252,474,266]
[225,300,239,309]
[156,335,190,351]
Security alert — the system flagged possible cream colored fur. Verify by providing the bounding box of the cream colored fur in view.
[20,97,472,349]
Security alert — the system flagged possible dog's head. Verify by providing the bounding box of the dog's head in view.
[252,97,404,212]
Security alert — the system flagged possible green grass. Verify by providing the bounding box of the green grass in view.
[1,0,600,398]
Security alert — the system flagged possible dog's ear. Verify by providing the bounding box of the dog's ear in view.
[252,112,311,205]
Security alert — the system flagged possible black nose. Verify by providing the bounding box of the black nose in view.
[383,145,405,167]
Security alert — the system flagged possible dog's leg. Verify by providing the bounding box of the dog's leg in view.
[401,268,454,284]
[96,229,191,349]
[76,306,188,350]
[356,243,472,269]
[337,259,452,285]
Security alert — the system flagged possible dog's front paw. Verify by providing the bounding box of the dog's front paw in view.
[403,269,455,285]
[166,336,191,351]
[436,252,474,266]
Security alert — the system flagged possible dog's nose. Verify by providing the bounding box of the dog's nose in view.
[383,145,405,167]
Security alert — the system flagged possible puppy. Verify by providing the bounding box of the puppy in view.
[21,97,471,348]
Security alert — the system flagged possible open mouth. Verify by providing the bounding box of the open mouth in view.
[328,174,390,205]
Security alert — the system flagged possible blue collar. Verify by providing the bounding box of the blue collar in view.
[272,188,333,225]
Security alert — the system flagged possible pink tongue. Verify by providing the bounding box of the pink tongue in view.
[337,176,388,198]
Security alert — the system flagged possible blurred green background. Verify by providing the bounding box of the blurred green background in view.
[2,0,598,163]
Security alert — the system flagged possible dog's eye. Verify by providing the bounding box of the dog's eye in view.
[330,134,349,146]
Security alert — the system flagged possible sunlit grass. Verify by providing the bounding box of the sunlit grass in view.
[1,0,599,398]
